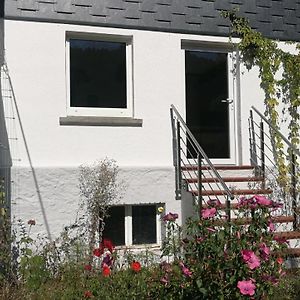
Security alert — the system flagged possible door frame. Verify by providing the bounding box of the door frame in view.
[181,42,238,165]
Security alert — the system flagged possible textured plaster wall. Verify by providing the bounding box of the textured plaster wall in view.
[12,166,181,239]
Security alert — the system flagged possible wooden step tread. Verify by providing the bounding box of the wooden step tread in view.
[276,248,300,257]
[187,176,264,184]
[212,216,295,226]
[202,202,281,210]
[182,165,254,171]
[192,189,273,196]
[274,231,300,240]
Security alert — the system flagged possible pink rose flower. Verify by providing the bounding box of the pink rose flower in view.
[201,207,217,219]
[274,236,289,245]
[179,262,192,278]
[268,219,275,232]
[262,275,279,285]
[237,280,256,296]
[160,275,169,286]
[254,195,273,207]
[238,196,257,209]
[259,243,270,261]
[207,227,216,233]
[241,250,260,270]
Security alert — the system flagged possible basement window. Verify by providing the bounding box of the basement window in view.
[66,35,133,117]
[103,204,162,246]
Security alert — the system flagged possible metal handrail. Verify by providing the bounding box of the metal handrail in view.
[249,106,299,230]
[251,106,300,157]
[170,104,234,200]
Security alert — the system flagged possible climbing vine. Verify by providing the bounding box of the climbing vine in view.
[223,10,300,188]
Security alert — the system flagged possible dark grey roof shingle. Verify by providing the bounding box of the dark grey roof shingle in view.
[4,0,300,41]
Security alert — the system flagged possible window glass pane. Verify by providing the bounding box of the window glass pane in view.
[103,206,125,246]
[70,39,127,109]
[132,205,156,244]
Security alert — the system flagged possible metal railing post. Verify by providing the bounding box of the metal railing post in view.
[170,108,182,200]
[260,120,266,189]
[249,110,258,172]
[176,120,182,199]
[170,108,177,168]
[197,153,202,218]
[291,151,298,230]
[170,105,234,202]
[226,196,231,223]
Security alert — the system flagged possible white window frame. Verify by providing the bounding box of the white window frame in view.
[112,204,163,247]
[65,32,133,117]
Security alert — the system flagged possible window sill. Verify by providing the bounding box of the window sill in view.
[59,116,143,127]
[115,244,161,250]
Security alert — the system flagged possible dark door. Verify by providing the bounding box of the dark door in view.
[185,50,230,159]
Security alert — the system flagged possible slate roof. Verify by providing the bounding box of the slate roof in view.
[4,0,300,41]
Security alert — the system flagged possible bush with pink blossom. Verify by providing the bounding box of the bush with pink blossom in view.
[166,195,289,299]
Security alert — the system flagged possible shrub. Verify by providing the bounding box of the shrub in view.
[160,195,288,299]
[78,158,125,254]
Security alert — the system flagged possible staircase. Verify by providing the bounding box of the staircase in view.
[170,104,300,259]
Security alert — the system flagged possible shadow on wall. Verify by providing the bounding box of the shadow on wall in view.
[0,2,52,240]
[0,0,11,215]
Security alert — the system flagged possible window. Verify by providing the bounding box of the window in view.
[66,34,132,117]
[103,206,125,246]
[103,205,162,246]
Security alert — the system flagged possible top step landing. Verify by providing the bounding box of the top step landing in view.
[182,165,254,171]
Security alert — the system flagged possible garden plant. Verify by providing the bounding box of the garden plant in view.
[0,193,296,299]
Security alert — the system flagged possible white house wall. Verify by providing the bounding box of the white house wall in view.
[4,19,272,238]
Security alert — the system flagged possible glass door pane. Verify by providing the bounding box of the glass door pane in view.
[185,50,230,159]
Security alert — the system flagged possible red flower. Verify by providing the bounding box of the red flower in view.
[131,261,141,272]
[276,257,284,265]
[84,290,93,298]
[101,238,114,253]
[27,219,36,226]
[163,212,178,222]
[93,248,102,257]
[102,265,111,277]
[93,239,115,257]
[84,264,92,271]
